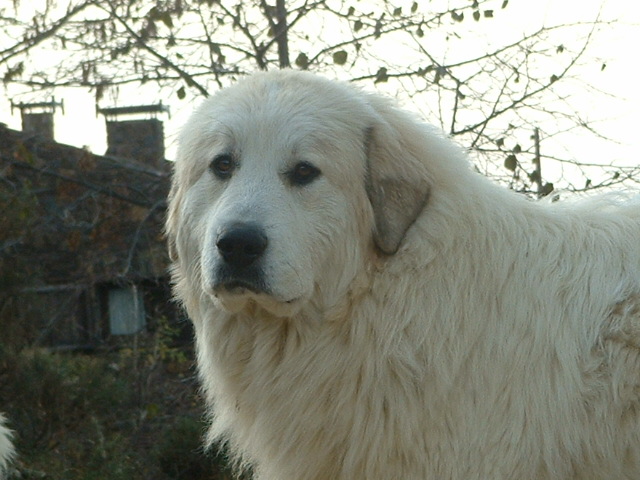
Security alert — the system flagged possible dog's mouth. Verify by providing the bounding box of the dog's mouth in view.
[205,263,304,317]
[216,279,267,296]
[215,280,298,304]
[211,263,270,296]
[208,276,303,317]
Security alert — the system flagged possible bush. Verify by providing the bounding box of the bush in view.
[3,350,132,451]
[155,416,234,480]
[0,342,235,479]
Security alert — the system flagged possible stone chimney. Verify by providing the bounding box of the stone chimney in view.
[98,103,168,168]
[12,97,64,140]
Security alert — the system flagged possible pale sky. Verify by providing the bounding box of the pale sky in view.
[1,0,639,184]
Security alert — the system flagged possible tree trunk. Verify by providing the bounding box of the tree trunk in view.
[275,0,290,68]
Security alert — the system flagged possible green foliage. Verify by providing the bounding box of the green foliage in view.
[332,50,348,66]
[540,182,554,196]
[2,61,23,84]
[0,170,41,290]
[119,315,189,368]
[504,154,517,172]
[0,335,232,479]
[3,350,132,452]
[294,52,309,69]
[374,67,388,84]
[155,416,234,480]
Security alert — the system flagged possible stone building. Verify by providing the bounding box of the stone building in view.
[0,101,177,347]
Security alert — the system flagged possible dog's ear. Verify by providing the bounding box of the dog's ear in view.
[365,98,431,255]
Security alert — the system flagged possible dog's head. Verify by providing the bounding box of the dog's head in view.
[167,70,432,318]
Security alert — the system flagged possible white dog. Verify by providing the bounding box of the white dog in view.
[0,414,14,479]
[167,70,640,479]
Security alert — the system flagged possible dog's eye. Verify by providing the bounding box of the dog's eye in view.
[288,161,321,186]
[210,154,235,179]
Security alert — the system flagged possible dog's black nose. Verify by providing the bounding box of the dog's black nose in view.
[216,224,268,268]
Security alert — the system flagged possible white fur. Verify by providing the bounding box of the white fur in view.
[167,70,640,479]
[0,414,14,479]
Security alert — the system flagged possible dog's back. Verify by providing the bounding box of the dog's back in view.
[167,70,640,479]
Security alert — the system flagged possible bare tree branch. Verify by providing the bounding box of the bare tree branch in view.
[0,0,631,194]
[0,0,95,65]
[99,2,210,97]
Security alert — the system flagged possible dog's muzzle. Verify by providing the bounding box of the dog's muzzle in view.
[213,223,269,295]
